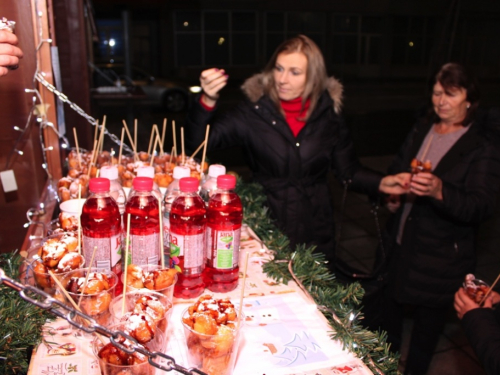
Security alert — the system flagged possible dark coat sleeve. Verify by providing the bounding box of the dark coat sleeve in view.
[462,308,500,375]
[331,115,383,197]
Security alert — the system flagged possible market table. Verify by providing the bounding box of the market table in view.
[27,225,372,375]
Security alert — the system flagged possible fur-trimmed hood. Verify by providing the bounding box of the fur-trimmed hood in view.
[240,73,344,114]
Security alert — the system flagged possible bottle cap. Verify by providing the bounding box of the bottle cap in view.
[133,176,154,191]
[99,165,119,180]
[179,177,200,192]
[208,164,226,178]
[217,174,236,189]
[89,177,110,193]
[173,166,191,180]
[137,166,155,178]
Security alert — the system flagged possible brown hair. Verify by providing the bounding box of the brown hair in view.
[431,62,480,126]
[261,35,328,120]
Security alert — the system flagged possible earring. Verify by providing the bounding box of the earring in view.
[467,103,470,109]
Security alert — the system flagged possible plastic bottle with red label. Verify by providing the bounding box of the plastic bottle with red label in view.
[170,177,206,299]
[200,164,226,205]
[124,176,161,267]
[81,178,122,290]
[203,174,242,292]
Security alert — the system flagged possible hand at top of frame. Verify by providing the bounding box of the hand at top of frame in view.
[199,68,228,107]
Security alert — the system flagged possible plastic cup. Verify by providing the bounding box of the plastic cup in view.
[123,264,178,302]
[59,198,86,217]
[181,308,244,375]
[92,322,165,375]
[65,268,118,327]
[463,278,490,303]
[109,289,173,340]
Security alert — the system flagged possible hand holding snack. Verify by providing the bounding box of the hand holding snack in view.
[0,18,22,76]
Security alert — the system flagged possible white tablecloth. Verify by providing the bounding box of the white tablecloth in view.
[28,226,372,375]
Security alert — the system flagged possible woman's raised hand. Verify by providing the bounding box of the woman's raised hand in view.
[0,30,22,77]
[410,172,443,200]
[200,68,228,107]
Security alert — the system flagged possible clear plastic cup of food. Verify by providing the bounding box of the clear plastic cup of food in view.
[92,322,166,375]
[181,308,244,375]
[463,277,490,304]
[109,289,173,341]
[123,264,178,302]
[65,267,118,327]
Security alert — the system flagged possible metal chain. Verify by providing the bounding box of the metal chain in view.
[0,268,206,375]
[35,73,133,154]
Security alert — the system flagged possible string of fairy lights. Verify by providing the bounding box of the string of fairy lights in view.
[4,1,131,229]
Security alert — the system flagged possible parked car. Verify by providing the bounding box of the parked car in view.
[91,63,201,112]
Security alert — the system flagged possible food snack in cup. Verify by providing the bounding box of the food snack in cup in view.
[463,273,490,304]
[124,264,177,300]
[181,294,243,375]
[410,158,432,174]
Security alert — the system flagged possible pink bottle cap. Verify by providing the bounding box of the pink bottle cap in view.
[89,177,110,193]
[133,176,154,191]
[179,177,200,192]
[217,175,236,189]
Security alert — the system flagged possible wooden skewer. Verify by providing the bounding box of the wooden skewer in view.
[122,214,132,316]
[48,271,105,344]
[134,119,138,157]
[201,125,210,175]
[122,120,138,161]
[78,185,82,255]
[158,196,164,268]
[161,118,167,156]
[87,139,98,179]
[72,127,81,170]
[77,246,98,309]
[98,116,107,155]
[172,120,177,162]
[190,140,206,160]
[181,127,185,165]
[238,252,250,328]
[118,128,125,165]
[169,146,175,173]
[480,273,500,305]
[147,124,158,157]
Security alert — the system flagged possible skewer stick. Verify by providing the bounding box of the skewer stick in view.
[158,196,164,268]
[238,253,250,327]
[480,273,500,305]
[150,136,160,163]
[169,146,175,173]
[201,125,210,175]
[161,118,167,156]
[78,185,82,255]
[172,121,177,162]
[48,270,106,344]
[190,141,206,160]
[121,120,138,161]
[77,246,98,309]
[72,128,81,170]
[98,118,106,156]
[87,140,98,179]
[181,127,185,165]
[420,134,434,162]
[134,119,138,157]
[118,128,125,165]
[122,214,132,316]
[147,125,158,157]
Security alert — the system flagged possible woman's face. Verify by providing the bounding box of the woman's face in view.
[273,51,308,101]
[432,81,470,124]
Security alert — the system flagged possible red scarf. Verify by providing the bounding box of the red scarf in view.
[280,97,310,137]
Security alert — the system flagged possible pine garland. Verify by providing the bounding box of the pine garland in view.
[0,252,54,375]
[236,181,400,375]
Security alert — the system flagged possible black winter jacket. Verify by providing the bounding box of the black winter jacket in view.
[186,74,382,260]
[386,108,500,307]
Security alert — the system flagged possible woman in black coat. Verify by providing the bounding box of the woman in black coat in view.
[380,63,500,375]
[186,34,407,264]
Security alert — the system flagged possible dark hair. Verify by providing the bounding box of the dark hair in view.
[431,63,480,126]
[261,35,327,120]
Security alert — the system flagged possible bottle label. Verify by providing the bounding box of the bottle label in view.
[207,227,240,269]
[170,232,204,274]
[82,234,121,271]
[129,233,160,265]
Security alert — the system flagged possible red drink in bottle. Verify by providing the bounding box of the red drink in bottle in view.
[81,177,122,293]
[170,177,206,299]
[125,177,161,266]
[204,174,242,292]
